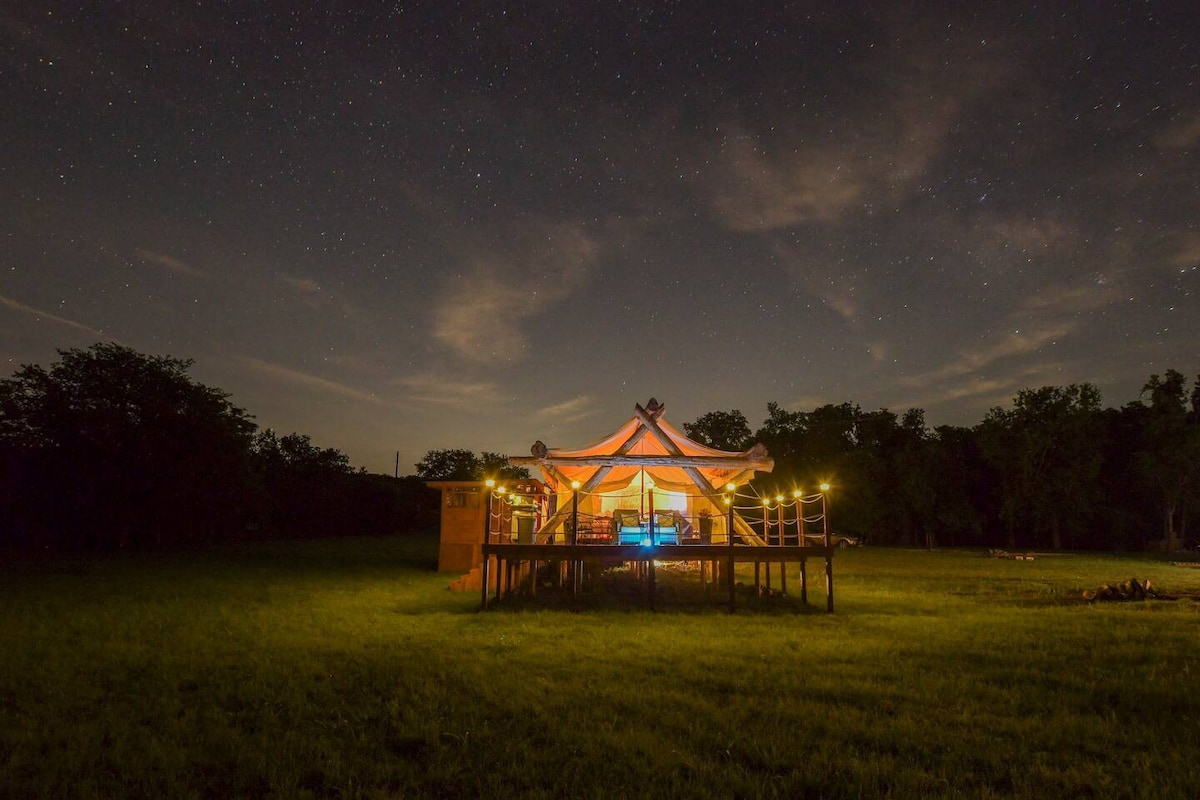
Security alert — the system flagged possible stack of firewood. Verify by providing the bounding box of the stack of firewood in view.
[1083,577,1174,602]
[987,549,1036,560]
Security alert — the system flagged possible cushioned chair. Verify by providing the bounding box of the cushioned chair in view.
[614,509,647,544]
[653,510,680,545]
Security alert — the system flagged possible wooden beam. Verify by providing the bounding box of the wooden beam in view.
[631,402,768,546]
[533,407,661,535]
[510,454,774,470]
[537,462,574,491]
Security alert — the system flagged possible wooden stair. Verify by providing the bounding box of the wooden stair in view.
[448,564,483,592]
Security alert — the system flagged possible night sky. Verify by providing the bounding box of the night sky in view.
[3,2,1198,473]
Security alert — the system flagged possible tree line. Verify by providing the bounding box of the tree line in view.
[0,343,437,553]
[682,372,1200,551]
[4,343,1195,554]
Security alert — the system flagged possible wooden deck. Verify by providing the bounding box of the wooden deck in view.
[480,542,837,613]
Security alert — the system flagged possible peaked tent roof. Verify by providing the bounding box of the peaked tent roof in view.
[512,399,774,496]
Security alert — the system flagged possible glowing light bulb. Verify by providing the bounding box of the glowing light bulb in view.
[819,483,831,492]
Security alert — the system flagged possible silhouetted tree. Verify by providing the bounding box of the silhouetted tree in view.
[0,343,256,550]
[979,384,1103,550]
[1132,370,1200,550]
[926,425,988,547]
[481,451,531,481]
[415,449,481,481]
[252,429,359,536]
[415,449,528,481]
[683,410,752,451]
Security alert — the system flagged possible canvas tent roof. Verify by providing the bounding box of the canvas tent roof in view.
[512,399,773,496]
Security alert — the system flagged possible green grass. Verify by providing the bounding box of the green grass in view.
[3,537,1200,799]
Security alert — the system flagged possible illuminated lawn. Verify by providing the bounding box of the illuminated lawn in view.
[3,535,1200,799]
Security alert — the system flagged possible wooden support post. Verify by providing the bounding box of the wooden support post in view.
[755,561,761,595]
[800,558,807,605]
[481,554,491,610]
[781,563,787,596]
[826,555,834,613]
[727,497,736,613]
[481,488,493,610]
[822,489,833,612]
[648,558,656,611]
[571,485,579,545]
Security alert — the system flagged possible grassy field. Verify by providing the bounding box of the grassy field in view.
[2,535,1199,799]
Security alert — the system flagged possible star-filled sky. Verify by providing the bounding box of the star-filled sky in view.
[3,2,1198,473]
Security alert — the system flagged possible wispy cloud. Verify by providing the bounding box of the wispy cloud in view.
[901,321,1073,389]
[0,293,107,338]
[1154,112,1200,150]
[135,248,207,278]
[393,373,501,407]
[534,394,596,423]
[281,275,321,294]
[898,374,1021,411]
[783,395,834,413]
[708,136,863,232]
[432,222,597,362]
[911,360,1074,411]
[234,356,397,406]
[1169,233,1200,268]
[704,23,1008,234]
[900,283,1118,389]
[987,217,1073,252]
[279,274,357,315]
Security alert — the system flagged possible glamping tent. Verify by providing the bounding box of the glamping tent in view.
[509,398,775,545]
